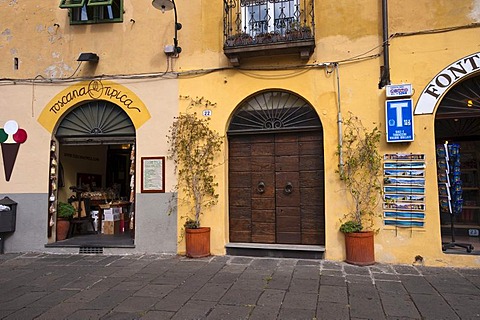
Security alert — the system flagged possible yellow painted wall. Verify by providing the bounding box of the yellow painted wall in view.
[389,0,477,33]
[177,0,480,267]
[0,1,177,78]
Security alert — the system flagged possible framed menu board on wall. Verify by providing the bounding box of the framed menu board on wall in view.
[141,156,165,193]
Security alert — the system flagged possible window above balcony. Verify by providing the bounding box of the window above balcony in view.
[223,0,315,66]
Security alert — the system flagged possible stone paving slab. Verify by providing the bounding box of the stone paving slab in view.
[248,305,281,320]
[2,306,49,320]
[0,253,479,319]
[318,285,348,303]
[409,293,460,320]
[316,301,350,320]
[376,287,420,319]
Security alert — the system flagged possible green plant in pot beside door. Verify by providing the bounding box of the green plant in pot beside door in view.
[167,106,223,258]
[337,113,382,266]
[56,201,76,241]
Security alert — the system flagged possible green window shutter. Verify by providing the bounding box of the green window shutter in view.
[87,0,113,6]
[59,0,86,8]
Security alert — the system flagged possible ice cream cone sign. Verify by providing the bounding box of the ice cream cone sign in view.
[0,120,28,181]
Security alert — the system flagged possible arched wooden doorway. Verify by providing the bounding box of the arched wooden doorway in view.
[228,90,325,245]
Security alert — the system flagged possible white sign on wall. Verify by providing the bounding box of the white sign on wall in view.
[415,52,480,114]
[386,84,412,98]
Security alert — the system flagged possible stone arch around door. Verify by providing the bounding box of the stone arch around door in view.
[415,52,480,115]
[228,90,325,245]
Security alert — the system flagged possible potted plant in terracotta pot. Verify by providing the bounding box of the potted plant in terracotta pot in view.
[167,98,223,258]
[337,112,382,266]
[56,201,76,241]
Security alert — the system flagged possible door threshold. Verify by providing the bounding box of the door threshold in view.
[225,242,325,259]
[45,233,135,248]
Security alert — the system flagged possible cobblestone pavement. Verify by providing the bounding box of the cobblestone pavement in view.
[0,253,479,319]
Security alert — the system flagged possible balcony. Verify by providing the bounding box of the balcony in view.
[223,0,315,66]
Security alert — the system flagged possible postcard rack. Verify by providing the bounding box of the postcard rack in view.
[383,153,426,236]
[436,142,474,253]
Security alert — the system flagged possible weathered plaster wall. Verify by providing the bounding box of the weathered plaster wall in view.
[389,0,479,33]
[0,0,175,78]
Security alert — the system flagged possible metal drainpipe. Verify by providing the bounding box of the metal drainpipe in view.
[335,63,344,173]
[379,0,391,88]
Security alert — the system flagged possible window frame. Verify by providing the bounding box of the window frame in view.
[87,0,114,6]
[59,0,86,9]
[59,0,123,25]
[241,0,299,36]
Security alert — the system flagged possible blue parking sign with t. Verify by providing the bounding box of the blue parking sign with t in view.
[385,99,414,143]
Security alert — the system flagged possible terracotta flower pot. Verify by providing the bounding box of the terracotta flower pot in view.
[56,218,70,241]
[344,231,375,266]
[185,227,210,258]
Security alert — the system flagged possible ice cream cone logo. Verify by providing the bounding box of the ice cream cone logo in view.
[0,120,28,181]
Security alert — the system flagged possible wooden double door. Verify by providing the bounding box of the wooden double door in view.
[229,131,325,245]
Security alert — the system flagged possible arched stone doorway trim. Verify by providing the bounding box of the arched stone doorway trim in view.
[415,52,480,115]
[228,89,322,134]
[227,90,325,246]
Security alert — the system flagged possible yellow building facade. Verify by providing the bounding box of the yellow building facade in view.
[1,0,480,267]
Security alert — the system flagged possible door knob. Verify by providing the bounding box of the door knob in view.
[257,181,265,194]
[284,182,293,194]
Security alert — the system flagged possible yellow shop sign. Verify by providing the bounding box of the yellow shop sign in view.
[38,80,151,132]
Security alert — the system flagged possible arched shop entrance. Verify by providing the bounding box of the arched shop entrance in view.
[435,75,480,254]
[49,100,137,247]
[227,90,325,256]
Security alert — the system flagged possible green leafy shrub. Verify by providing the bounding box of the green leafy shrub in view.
[167,97,223,229]
[337,113,382,233]
[57,202,76,219]
[339,220,363,233]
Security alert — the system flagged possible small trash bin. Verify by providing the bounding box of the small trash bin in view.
[0,197,17,254]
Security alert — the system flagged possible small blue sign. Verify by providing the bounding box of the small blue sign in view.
[385,99,414,143]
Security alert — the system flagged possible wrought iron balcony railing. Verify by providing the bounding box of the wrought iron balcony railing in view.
[223,0,315,65]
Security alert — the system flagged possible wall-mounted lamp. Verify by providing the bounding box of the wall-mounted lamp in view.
[152,0,182,55]
[77,52,99,63]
